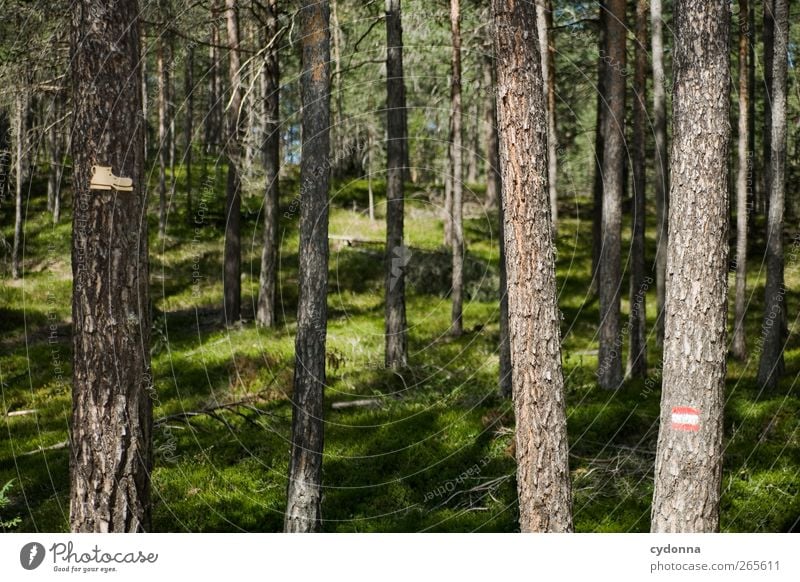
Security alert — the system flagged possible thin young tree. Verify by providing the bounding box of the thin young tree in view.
[535,0,557,234]
[651,0,730,532]
[627,0,647,378]
[449,0,464,336]
[256,0,280,327]
[70,0,152,531]
[11,86,26,280]
[597,0,626,389]
[384,0,408,367]
[223,0,243,324]
[184,45,194,220]
[157,37,168,237]
[651,0,669,347]
[757,0,788,390]
[492,0,573,532]
[590,1,606,289]
[285,0,331,533]
[732,0,750,361]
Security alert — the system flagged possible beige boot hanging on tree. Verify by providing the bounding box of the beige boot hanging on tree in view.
[90,165,133,191]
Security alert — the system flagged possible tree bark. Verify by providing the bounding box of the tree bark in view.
[285,0,330,534]
[48,93,64,225]
[483,53,500,210]
[12,88,26,280]
[256,0,281,328]
[449,0,464,336]
[627,0,647,379]
[651,0,730,533]
[69,0,152,532]
[384,0,408,368]
[184,45,194,220]
[590,2,606,292]
[732,0,750,361]
[223,0,243,325]
[535,0,557,235]
[596,0,625,389]
[761,0,774,216]
[651,0,669,347]
[757,0,788,390]
[206,2,221,154]
[157,38,168,238]
[492,0,573,532]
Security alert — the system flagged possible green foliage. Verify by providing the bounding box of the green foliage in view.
[0,480,21,530]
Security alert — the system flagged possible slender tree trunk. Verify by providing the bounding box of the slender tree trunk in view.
[483,53,500,210]
[465,99,479,185]
[757,0,788,390]
[69,0,152,532]
[651,0,669,348]
[12,88,25,280]
[732,0,750,361]
[206,3,221,155]
[747,0,756,232]
[449,0,464,336]
[591,2,606,291]
[141,25,148,159]
[223,0,243,325]
[492,0,572,532]
[384,0,408,368]
[157,39,168,238]
[168,40,176,181]
[256,0,280,328]
[761,0,774,216]
[185,45,194,220]
[536,0,557,235]
[651,0,730,533]
[597,0,626,389]
[627,0,647,379]
[285,0,330,533]
[367,135,375,221]
[47,93,64,224]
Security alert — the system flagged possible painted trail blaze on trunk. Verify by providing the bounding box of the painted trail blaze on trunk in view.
[69,0,152,532]
[492,0,573,532]
[651,0,730,533]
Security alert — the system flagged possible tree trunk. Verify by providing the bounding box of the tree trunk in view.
[590,2,606,292]
[206,2,221,155]
[732,0,750,361]
[185,45,194,220]
[761,0,774,216]
[223,0,243,325]
[157,39,168,238]
[597,0,626,389]
[536,0,557,235]
[69,0,152,532]
[465,99,479,185]
[757,0,788,390]
[449,0,464,337]
[285,0,330,534]
[141,25,148,158]
[651,0,730,533]
[492,0,572,532]
[651,0,669,348]
[627,0,647,379]
[12,88,26,280]
[483,53,500,210]
[384,0,408,368]
[256,0,280,328]
[47,93,64,224]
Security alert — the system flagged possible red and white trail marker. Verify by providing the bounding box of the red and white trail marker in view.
[671,406,700,432]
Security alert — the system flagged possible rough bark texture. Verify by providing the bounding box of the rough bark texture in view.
[732,0,750,361]
[651,0,730,533]
[69,0,152,532]
[384,0,408,367]
[157,39,168,238]
[757,0,788,390]
[651,0,669,347]
[597,0,625,389]
[449,0,464,336]
[285,0,330,533]
[492,0,573,532]
[223,0,243,325]
[535,0,557,235]
[627,0,647,379]
[483,52,500,211]
[256,0,280,328]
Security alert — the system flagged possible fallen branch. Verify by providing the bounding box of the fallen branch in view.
[331,398,381,410]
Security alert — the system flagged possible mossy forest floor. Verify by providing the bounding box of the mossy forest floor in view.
[2,161,799,532]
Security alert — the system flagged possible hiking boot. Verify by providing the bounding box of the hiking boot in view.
[90,165,133,192]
